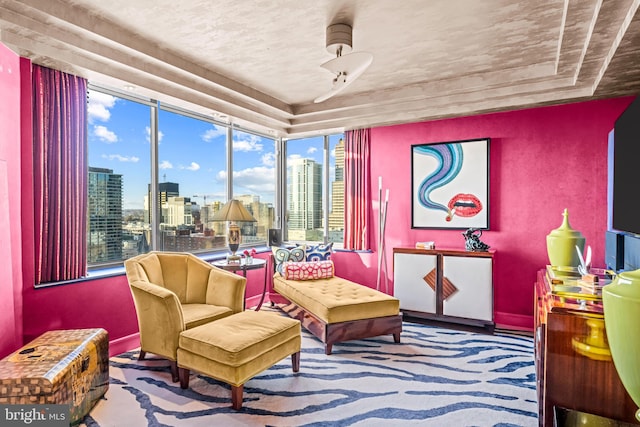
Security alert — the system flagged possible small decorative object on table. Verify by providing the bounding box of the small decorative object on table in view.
[546,208,585,267]
[603,268,640,422]
[243,248,257,264]
[462,228,490,252]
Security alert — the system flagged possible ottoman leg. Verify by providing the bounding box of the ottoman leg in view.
[292,351,300,372]
[393,332,401,343]
[231,385,244,410]
[179,367,190,389]
[138,350,146,361]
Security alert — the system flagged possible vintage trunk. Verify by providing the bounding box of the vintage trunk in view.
[0,328,109,425]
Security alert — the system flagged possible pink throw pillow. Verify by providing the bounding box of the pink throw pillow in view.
[283,260,334,281]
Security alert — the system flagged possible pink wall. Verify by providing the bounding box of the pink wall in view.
[0,44,23,357]
[363,97,634,328]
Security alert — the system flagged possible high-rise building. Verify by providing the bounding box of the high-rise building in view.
[164,196,194,227]
[329,138,345,231]
[144,181,179,224]
[288,158,322,233]
[88,166,123,263]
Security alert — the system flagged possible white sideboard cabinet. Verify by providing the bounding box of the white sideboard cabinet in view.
[392,247,494,328]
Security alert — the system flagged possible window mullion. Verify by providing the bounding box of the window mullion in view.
[150,101,160,250]
[323,135,330,244]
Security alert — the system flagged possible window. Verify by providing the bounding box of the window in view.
[284,134,344,246]
[156,106,229,253]
[231,129,276,247]
[87,88,152,267]
[52,81,342,280]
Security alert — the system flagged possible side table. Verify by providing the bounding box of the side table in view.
[212,258,268,311]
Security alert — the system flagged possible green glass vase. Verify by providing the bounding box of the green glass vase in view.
[602,269,640,421]
[546,208,585,267]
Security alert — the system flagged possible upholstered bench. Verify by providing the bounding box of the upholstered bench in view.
[177,310,301,410]
[273,273,402,355]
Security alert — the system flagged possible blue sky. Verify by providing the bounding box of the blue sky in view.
[87,89,340,210]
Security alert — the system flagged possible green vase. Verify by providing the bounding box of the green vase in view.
[602,269,640,421]
[546,208,585,267]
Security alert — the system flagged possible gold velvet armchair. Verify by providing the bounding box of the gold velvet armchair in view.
[124,251,246,381]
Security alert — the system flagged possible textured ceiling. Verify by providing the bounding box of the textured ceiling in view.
[1,0,639,137]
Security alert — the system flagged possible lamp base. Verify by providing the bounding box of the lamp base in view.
[227,254,241,264]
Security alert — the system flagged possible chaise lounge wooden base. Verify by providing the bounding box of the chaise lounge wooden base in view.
[280,302,401,355]
[273,273,402,355]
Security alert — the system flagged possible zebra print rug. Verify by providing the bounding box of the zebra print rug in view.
[81,312,537,426]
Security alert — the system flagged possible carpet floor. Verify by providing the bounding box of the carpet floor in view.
[80,310,537,426]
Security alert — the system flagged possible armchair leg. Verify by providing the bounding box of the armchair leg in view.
[179,367,190,389]
[393,332,401,343]
[138,350,146,361]
[231,385,243,410]
[170,361,179,382]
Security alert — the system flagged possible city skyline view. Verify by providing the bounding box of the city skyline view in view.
[87,89,340,210]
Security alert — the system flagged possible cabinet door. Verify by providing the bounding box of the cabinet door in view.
[393,252,438,314]
[442,255,493,321]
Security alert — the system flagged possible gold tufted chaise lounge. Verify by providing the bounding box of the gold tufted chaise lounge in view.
[273,272,402,355]
[124,251,246,381]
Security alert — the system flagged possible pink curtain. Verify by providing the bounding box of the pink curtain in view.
[32,65,88,284]
[344,128,371,250]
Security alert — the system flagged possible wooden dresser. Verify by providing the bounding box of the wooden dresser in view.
[535,268,639,426]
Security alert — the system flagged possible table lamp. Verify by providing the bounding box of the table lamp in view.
[212,199,257,263]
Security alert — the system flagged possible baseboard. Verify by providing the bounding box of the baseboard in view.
[109,332,140,357]
[494,311,534,332]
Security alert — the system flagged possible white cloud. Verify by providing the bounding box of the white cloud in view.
[87,90,116,123]
[261,152,276,167]
[101,154,139,162]
[287,154,302,161]
[307,147,317,154]
[233,133,263,152]
[159,160,173,169]
[202,125,226,142]
[145,126,164,143]
[181,162,200,171]
[93,125,118,143]
[232,166,276,192]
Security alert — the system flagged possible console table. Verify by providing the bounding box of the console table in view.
[392,247,494,328]
[535,268,639,426]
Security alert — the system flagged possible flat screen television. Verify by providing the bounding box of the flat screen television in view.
[612,96,640,236]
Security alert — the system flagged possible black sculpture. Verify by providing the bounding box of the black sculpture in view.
[462,228,490,252]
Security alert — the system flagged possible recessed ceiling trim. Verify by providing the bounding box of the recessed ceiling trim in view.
[4,0,293,114]
[591,0,640,93]
[0,30,293,134]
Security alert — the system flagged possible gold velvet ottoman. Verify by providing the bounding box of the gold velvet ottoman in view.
[177,310,301,410]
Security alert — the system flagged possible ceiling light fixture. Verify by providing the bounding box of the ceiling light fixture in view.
[314,23,373,103]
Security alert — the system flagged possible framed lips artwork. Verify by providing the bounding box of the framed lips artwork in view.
[411,138,490,229]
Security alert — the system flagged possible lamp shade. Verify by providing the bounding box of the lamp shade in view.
[211,199,257,222]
